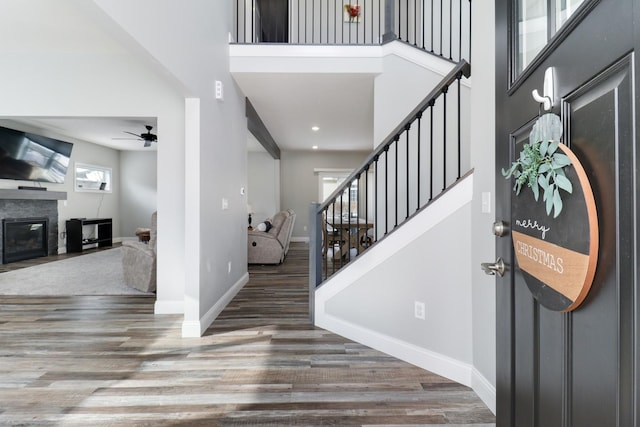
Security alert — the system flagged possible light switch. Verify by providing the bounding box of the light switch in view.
[481,192,491,214]
[222,198,229,210]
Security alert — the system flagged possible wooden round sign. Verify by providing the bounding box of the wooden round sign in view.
[511,143,598,312]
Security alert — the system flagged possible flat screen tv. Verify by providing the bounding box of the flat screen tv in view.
[0,125,73,184]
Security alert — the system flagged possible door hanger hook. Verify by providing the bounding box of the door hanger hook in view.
[532,67,555,111]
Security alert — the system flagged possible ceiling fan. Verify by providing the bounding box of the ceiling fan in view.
[113,125,157,147]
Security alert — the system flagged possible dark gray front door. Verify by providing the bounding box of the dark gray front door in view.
[495,0,639,425]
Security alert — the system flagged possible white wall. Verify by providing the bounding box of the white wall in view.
[374,46,456,147]
[95,0,250,335]
[119,150,157,236]
[316,174,474,385]
[469,0,497,412]
[247,151,280,225]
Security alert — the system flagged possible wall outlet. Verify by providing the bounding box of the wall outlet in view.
[222,198,229,210]
[228,261,232,274]
[414,301,426,320]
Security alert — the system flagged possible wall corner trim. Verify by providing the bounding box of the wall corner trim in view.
[316,312,473,387]
[471,368,496,415]
[154,299,184,315]
[181,272,250,338]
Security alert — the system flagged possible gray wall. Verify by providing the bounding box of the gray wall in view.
[325,204,473,363]
[119,150,157,236]
[280,150,369,239]
[0,120,121,251]
[469,0,497,396]
[247,151,279,224]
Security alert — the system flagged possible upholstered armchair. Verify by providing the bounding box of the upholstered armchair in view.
[122,211,157,292]
[247,209,296,264]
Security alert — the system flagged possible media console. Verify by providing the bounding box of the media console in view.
[66,218,112,253]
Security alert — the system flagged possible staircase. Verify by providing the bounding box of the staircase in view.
[233,0,477,391]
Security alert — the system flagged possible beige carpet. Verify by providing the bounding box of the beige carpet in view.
[0,247,152,295]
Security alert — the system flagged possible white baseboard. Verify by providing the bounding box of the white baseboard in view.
[154,299,183,314]
[316,312,473,387]
[181,272,250,337]
[472,368,496,414]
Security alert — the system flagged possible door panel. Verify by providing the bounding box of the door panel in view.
[565,58,632,426]
[496,0,638,425]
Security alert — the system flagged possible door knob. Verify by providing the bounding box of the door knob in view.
[492,220,509,237]
[481,257,506,277]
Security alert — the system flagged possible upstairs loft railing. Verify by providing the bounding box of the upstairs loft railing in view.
[233,0,471,62]
[309,60,471,288]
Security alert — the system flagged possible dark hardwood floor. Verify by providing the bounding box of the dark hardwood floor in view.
[0,242,495,426]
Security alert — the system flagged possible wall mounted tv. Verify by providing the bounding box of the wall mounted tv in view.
[0,125,73,184]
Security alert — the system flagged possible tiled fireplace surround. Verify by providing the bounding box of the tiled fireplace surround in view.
[0,190,66,264]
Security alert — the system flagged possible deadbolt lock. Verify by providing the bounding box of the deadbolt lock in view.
[492,220,509,237]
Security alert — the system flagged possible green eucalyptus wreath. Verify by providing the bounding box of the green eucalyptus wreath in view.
[502,113,573,218]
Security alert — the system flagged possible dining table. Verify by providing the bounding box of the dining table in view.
[326,216,374,258]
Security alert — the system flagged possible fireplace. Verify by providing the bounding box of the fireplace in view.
[2,218,49,264]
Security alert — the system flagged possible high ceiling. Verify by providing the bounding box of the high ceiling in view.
[0,2,377,155]
[5,117,159,151]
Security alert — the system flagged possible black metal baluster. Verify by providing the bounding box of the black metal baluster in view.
[374,155,378,242]
[459,0,462,61]
[468,0,472,61]
[405,0,409,44]
[422,0,426,49]
[449,0,453,59]
[342,0,345,44]
[356,174,361,254]
[439,0,443,55]
[334,0,337,44]
[340,193,344,267]
[405,124,410,219]
[430,0,434,52]
[394,135,399,228]
[442,85,448,191]
[356,0,360,44]
[413,0,418,46]
[251,0,255,42]
[429,99,434,201]
[384,145,389,235]
[457,73,462,179]
[398,0,402,42]
[323,206,328,278]
[347,187,351,262]
[416,111,422,209]
[378,0,381,44]
[364,164,369,249]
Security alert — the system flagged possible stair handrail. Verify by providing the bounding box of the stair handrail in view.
[318,59,470,213]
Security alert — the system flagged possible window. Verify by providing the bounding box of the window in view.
[514,0,588,76]
[74,162,112,192]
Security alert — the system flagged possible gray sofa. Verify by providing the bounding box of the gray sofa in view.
[248,209,296,264]
[122,211,157,292]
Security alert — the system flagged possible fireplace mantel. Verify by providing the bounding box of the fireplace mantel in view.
[0,189,67,201]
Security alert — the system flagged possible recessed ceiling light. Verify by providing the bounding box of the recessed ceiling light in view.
[312,145,318,150]
[311,126,320,131]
